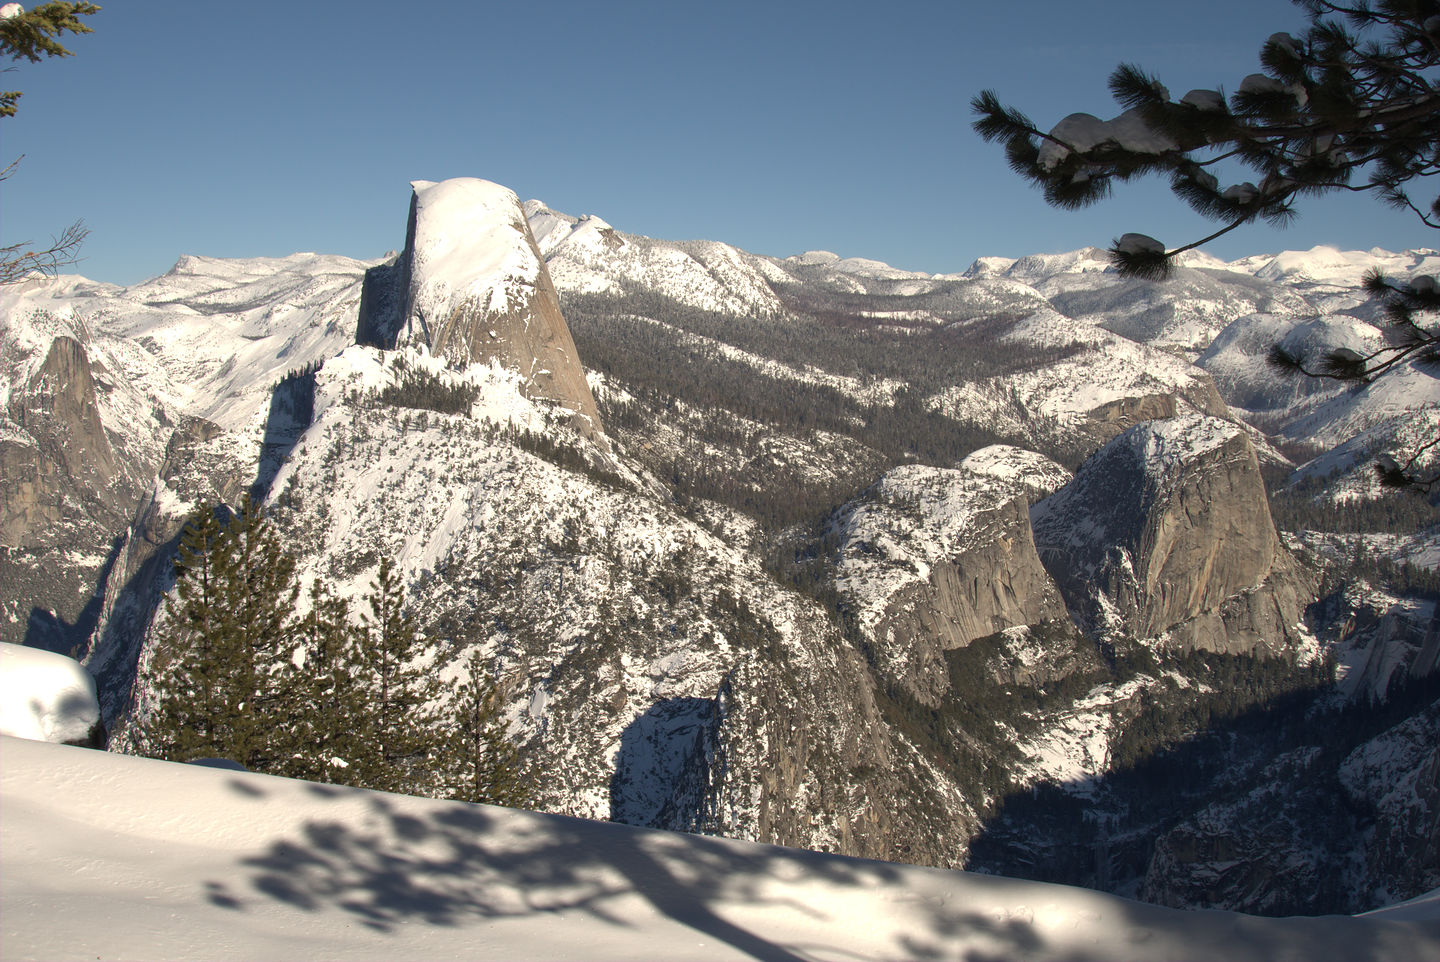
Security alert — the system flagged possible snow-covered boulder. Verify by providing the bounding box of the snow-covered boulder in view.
[0,642,103,745]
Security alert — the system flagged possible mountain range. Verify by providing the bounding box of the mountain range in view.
[2,177,1437,916]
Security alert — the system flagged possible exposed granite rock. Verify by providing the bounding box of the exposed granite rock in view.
[0,334,154,653]
[1032,414,1310,654]
[1339,698,1440,907]
[3,336,117,548]
[359,179,604,440]
[832,462,1071,704]
[1079,393,1178,446]
[1140,746,1360,915]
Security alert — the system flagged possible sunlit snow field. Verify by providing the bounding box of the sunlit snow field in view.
[2,733,1437,962]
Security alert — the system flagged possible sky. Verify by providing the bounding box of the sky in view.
[3,0,1438,286]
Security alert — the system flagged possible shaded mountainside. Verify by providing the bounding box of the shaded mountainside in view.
[2,179,1439,914]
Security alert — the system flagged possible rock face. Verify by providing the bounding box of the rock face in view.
[3,336,118,549]
[1338,700,1440,906]
[1140,697,1440,915]
[360,178,603,439]
[831,458,1071,704]
[1031,414,1308,653]
[0,322,156,655]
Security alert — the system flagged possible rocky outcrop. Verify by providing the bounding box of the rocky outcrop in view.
[359,178,603,439]
[1079,393,1178,446]
[831,461,1071,704]
[3,336,117,549]
[1032,414,1309,653]
[1140,746,1361,915]
[0,333,154,653]
[1140,698,1440,915]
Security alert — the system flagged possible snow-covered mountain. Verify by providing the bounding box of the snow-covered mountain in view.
[3,177,1440,921]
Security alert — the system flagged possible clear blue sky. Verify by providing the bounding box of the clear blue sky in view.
[3,0,1436,285]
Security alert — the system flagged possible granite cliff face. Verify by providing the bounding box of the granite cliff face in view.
[831,450,1071,705]
[0,308,162,655]
[359,179,603,439]
[6,184,1440,917]
[1139,699,1440,915]
[1031,414,1310,654]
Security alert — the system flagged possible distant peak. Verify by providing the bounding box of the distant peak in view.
[791,251,840,265]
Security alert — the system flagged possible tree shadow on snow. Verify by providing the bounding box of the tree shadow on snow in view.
[201,776,1439,961]
[203,778,1090,962]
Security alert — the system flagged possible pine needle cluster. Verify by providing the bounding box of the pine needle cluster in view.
[972,0,1440,280]
[973,0,1440,488]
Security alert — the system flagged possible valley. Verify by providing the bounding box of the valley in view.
[2,177,1437,916]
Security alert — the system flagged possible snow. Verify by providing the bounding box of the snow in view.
[4,737,1438,962]
[831,464,1033,633]
[958,444,1073,500]
[0,642,100,744]
[1181,88,1226,111]
[407,178,542,325]
[1116,233,1165,256]
[1130,413,1244,477]
[1038,109,1178,170]
[1015,676,1154,793]
[1250,246,1440,288]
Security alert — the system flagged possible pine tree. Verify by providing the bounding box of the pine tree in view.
[1,1,99,118]
[973,1,1440,279]
[972,0,1440,484]
[444,652,531,807]
[286,577,366,782]
[144,506,227,762]
[1,2,98,282]
[143,498,303,771]
[349,556,439,793]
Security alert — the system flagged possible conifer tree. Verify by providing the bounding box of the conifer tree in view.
[1,2,99,282]
[1,1,99,118]
[286,577,366,782]
[443,652,531,807]
[972,0,1440,485]
[144,505,228,762]
[350,556,438,793]
[143,498,303,771]
[973,0,1440,280]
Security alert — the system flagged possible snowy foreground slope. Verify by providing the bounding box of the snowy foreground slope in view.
[3,737,1438,962]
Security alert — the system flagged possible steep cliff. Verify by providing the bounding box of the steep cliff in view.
[360,179,603,439]
[831,453,1071,704]
[0,306,163,654]
[1031,414,1312,654]
[1140,695,1440,915]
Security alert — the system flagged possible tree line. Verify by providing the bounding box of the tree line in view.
[134,498,529,807]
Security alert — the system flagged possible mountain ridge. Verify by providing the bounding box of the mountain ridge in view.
[2,177,1439,916]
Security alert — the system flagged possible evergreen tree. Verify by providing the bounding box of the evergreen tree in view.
[1,1,99,118]
[972,0,1440,485]
[443,651,531,807]
[144,506,227,762]
[286,577,367,782]
[350,556,439,793]
[1,1,98,282]
[143,498,303,771]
